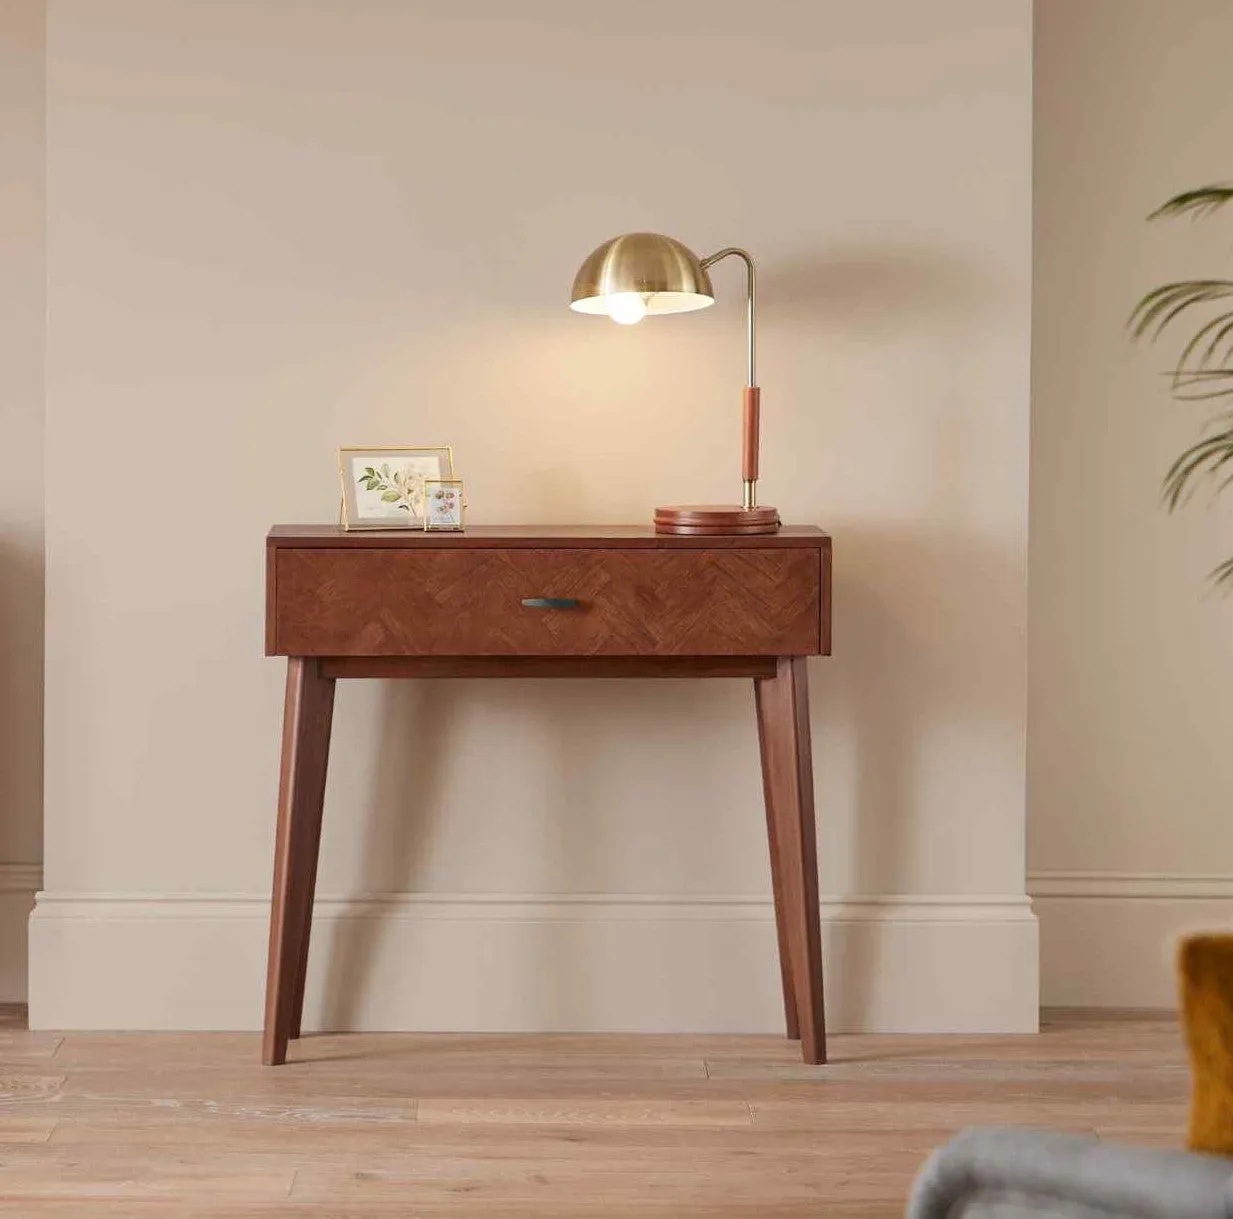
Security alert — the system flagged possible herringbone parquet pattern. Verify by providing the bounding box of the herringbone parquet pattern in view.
[272,547,821,657]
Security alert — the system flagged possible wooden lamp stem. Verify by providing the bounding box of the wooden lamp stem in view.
[743,386,761,510]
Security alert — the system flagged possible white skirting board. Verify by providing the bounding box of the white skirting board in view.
[1031,872,1233,1009]
[29,891,1039,1033]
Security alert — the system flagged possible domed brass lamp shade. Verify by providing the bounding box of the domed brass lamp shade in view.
[569,232,780,535]
[570,233,715,321]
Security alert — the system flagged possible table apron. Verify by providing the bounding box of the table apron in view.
[315,656,783,680]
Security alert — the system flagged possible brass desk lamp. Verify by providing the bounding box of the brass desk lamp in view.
[570,232,780,535]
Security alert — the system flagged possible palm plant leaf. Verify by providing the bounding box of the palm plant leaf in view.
[1170,367,1233,401]
[1133,181,1233,585]
[1211,554,1233,585]
[1162,425,1233,510]
[1129,281,1233,341]
[1148,185,1233,221]
[1174,311,1233,383]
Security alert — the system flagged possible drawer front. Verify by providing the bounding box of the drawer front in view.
[270,547,822,657]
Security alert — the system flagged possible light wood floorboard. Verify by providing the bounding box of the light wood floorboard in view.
[0,1008,1190,1217]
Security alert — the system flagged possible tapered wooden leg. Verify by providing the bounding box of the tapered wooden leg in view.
[263,656,335,1066]
[287,778,327,1043]
[756,656,825,1064]
[755,680,799,1040]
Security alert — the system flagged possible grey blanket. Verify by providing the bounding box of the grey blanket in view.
[908,1128,1233,1219]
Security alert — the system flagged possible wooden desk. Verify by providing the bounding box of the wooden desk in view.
[263,525,832,1066]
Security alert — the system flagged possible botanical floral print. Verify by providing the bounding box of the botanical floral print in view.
[356,463,426,517]
[426,483,463,528]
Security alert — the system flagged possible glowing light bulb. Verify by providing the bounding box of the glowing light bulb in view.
[606,292,648,325]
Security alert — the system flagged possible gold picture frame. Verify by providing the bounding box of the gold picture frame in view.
[338,446,454,531]
[423,479,466,531]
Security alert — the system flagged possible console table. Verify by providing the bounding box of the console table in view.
[263,525,832,1066]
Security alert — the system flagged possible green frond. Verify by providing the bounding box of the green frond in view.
[1199,315,1233,368]
[1162,426,1233,510]
[1133,180,1233,590]
[1171,367,1233,402]
[1149,185,1233,221]
[1211,554,1233,587]
[1175,311,1233,382]
[1173,369,1233,381]
[1129,281,1233,341]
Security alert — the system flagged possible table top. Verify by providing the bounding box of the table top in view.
[268,525,830,550]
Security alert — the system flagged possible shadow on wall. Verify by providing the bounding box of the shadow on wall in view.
[319,680,453,1033]
[770,244,1028,1027]
[823,524,1026,884]
[764,241,1028,877]
[318,675,738,1033]
[315,243,1027,1031]
[0,535,43,1000]
[0,535,43,847]
[763,243,1003,327]
[820,522,1027,1029]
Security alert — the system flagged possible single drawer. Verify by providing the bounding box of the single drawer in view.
[269,546,823,657]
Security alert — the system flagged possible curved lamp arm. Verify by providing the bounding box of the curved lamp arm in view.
[700,247,756,385]
[700,247,760,509]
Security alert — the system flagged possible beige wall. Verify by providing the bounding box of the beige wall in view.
[1031,0,1233,1005]
[0,0,45,1000]
[31,0,1034,1031]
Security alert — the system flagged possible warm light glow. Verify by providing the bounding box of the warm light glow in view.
[605,293,649,325]
[570,291,714,318]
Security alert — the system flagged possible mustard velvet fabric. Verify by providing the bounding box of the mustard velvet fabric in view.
[1180,934,1233,1154]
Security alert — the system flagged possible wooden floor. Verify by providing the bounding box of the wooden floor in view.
[0,1008,1189,1218]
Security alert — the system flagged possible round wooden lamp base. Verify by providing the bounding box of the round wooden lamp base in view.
[653,504,782,536]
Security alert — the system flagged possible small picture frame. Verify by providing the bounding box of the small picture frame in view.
[423,479,465,531]
[339,446,454,530]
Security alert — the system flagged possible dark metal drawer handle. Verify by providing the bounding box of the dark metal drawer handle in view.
[522,597,582,610]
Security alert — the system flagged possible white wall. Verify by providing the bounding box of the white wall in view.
[1031,0,1233,1006]
[0,0,45,1001]
[31,0,1035,1032]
